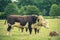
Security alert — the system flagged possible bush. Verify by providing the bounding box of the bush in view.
[0,12,5,19]
[49,4,60,16]
[19,5,41,15]
[4,3,19,16]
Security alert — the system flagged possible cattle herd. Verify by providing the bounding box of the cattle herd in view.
[4,15,49,35]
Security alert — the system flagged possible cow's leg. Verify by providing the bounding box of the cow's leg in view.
[21,28,24,32]
[26,28,28,32]
[28,24,32,34]
[7,23,12,35]
[34,28,37,34]
[29,28,32,34]
[37,27,41,33]
[37,29,39,33]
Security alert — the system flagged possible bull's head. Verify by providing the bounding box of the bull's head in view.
[41,20,49,29]
[37,15,49,29]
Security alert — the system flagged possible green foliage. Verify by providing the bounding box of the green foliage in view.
[4,3,19,16]
[0,0,11,12]
[19,5,41,15]
[49,4,60,16]
[17,0,60,16]
[0,12,5,19]
[17,0,34,7]
[0,0,60,18]
[41,9,47,16]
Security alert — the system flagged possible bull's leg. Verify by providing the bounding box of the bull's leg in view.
[37,29,39,33]
[21,28,24,32]
[26,28,28,32]
[7,24,12,35]
[28,24,32,34]
[34,28,37,34]
[29,28,32,34]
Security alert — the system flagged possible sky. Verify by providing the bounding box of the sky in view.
[12,0,16,1]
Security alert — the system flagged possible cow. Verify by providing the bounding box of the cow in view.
[4,15,39,35]
[4,15,49,35]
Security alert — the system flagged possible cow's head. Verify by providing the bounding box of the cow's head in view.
[37,15,49,29]
[37,15,44,22]
[41,20,49,29]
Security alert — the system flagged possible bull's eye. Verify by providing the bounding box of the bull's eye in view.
[37,19,39,22]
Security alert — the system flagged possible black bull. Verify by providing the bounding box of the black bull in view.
[5,15,40,34]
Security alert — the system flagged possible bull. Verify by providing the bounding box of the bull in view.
[4,15,49,35]
[4,15,39,35]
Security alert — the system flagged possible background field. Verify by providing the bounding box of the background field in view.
[0,19,60,40]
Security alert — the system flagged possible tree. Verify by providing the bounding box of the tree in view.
[4,3,19,16]
[17,0,33,8]
[19,5,41,15]
[42,9,47,16]
[0,0,11,12]
[17,0,60,16]
[49,4,60,16]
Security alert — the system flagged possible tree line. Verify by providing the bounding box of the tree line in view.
[0,0,60,19]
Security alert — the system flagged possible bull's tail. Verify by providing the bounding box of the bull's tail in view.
[4,19,7,28]
[4,20,6,25]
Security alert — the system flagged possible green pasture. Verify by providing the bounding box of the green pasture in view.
[0,19,60,40]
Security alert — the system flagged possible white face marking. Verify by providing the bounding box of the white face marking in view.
[36,19,49,29]
[42,20,49,28]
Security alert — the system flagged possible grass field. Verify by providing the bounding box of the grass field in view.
[0,19,60,40]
